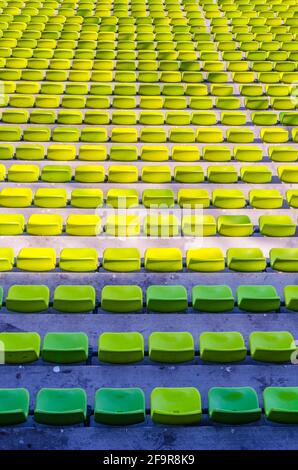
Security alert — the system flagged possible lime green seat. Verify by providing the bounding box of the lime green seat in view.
[287,190,298,208]
[207,166,238,183]
[6,284,49,313]
[264,387,298,424]
[149,332,194,363]
[261,128,289,144]
[103,248,140,272]
[270,248,298,272]
[186,248,224,272]
[196,128,224,143]
[177,189,209,208]
[101,285,143,313]
[108,165,138,183]
[192,285,234,312]
[34,388,87,426]
[94,388,145,425]
[2,110,29,124]
[203,146,231,162]
[249,190,283,209]
[259,215,296,237]
[144,248,182,272]
[78,145,107,161]
[0,188,32,208]
[278,166,298,183]
[251,112,278,126]
[71,189,103,209]
[150,387,201,425]
[217,215,253,237]
[53,285,96,313]
[0,332,40,364]
[34,189,67,208]
[182,215,216,237]
[66,214,101,236]
[212,189,245,209]
[140,146,168,162]
[141,165,171,183]
[27,214,63,236]
[16,248,56,272]
[269,146,298,162]
[146,285,187,313]
[174,165,204,183]
[234,146,263,162]
[250,331,296,363]
[8,164,39,182]
[142,189,174,208]
[237,285,280,312]
[110,146,138,162]
[47,145,76,161]
[42,333,89,363]
[199,332,246,363]
[106,189,138,209]
[0,389,29,425]
[227,129,254,143]
[284,285,298,311]
[41,165,72,183]
[227,248,266,272]
[0,144,14,160]
[0,214,24,235]
[208,387,261,424]
[75,165,105,183]
[98,332,144,364]
[59,248,98,272]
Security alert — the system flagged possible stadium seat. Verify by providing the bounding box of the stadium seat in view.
[6,284,50,313]
[34,189,67,208]
[182,214,216,237]
[142,165,171,183]
[144,214,179,237]
[0,388,30,425]
[42,332,89,363]
[0,188,33,208]
[284,286,298,311]
[75,165,105,183]
[53,285,96,313]
[217,215,254,237]
[41,165,72,183]
[207,166,238,184]
[144,248,182,271]
[105,214,140,237]
[177,189,209,208]
[70,189,103,209]
[172,146,200,162]
[226,248,266,272]
[94,388,146,425]
[34,388,87,425]
[66,214,102,236]
[192,285,234,312]
[146,285,188,313]
[101,285,143,313]
[278,166,298,184]
[199,332,247,362]
[212,189,245,209]
[8,164,39,182]
[234,146,263,162]
[249,331,296,363]
[108,165,138,183]
[59,248,98,272]
[259,215,296,237]
[269,147,298,163]
[208,387,261,424]
[149,332,195,363]
[110,146,138,162]
[264,387,298,424]
[140,146,168,162]
[174,165,204,183]
[27,214,63,236]
[102,248,141,272]
[270,248,298,272]
[249,190,283,209]
[236,285,280,312]
[150,387,201,425]
[98,332,144,364]
[0,332,40,364]
[240,165,272,183]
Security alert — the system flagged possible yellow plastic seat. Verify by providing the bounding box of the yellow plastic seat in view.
[34,188,68,208]
[144,248,183,272]
[16,248,56,272]
[108,165,138,183]
[26,214,63,236]
[141,166,171,183]
[66,215,102,236]
[75,166,105,183]
[105,215,140,237]
[59,248,98,272]
[0,188,33,208]
[0,214,24,235]
[186,247,225,272]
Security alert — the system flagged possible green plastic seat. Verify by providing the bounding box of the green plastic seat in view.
[102,248,141,272]
[149,332,194,363]
[94,388,145,425]
[208,387,262,424]
[140,146,168,162]
[278,166,298,184]
[0,388,29,425]
[226,248,266,272]
[270,248,298,272]
[34,188,67,209]
[106,189,138,209]
[237,285,280,312]
[249,190,283,209]
[182,214,216,237]
[207,166,238,184]
[259,215,296,237]
[196,128,224,143]
[98,332,144,364]
[8,164,39,182]
[192,285,234,312]
[0,247,14,272]
[249,331,296,363]
[71,189,103,209]
[42,333,89,364]
[59,248,98,272]
[284,285,298,311]
[174,165,204,183]
[146,285,187,313]
[264,387,298,424]
[177,189,209,209]
[101,285,143,313]
[200,332,246,363]
[78,145,107,162]
[110,146,138,162]
[0,332,40,364]
[234,146,263,162]
[151,387,201,425]
[186,248,224,272]
[108,165,138,183]
[34,388,87,425]
[105,214,140,237]
[202,146,231,162]
[217,215,253,237]
[144,214,179,237]
[142,189,174,208]
[6,285,49,313]
[269,146,298,163]
[75,165,105,183]
[41,165,72,183]
[53,285,96,313]
[145,248,182,272]
[212,189,245,209]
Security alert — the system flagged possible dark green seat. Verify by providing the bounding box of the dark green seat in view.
[34,388,87,425]
[42,333,89,364]
[237,285,280,312]
[94,388,145,425]
[208,387,261,424]
[149,332,195,363]
[53,285,96,313]
[101,285,143,313]
[249,331,296,363]
[0,388,30,425]
[6,285,50,313]
[226,248,266,272]
[146,285,188,312]
[192,285,234,312]
[264,387,298,423]
[199,332,247,363]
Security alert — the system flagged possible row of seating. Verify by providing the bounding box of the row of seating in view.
[0,246,297,272]
[0,143,296,162]
[1,330,297,364]
[0,386,297,426]
[2,188,298,209]
[1,283,298,312]
[2,110,298,127]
